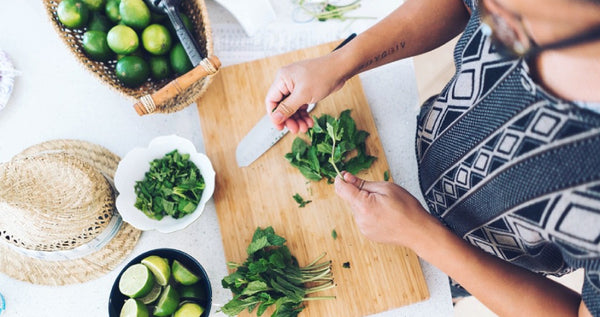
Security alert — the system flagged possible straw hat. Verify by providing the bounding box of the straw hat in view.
[0,140,141,285]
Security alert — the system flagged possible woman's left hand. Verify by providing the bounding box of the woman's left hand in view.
[334,171,436,249]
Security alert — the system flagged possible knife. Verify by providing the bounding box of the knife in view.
[235,33,357,167]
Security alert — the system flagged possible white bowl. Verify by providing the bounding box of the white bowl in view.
[114,135,215,233]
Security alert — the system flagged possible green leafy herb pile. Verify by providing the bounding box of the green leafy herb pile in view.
[286,110,376,182]
[221,227,335,317]
[295,0,375,22]
[134,149,205,220]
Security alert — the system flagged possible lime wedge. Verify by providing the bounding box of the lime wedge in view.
[141,255,171,286]
[119,264,155,298]
[172,260,199,285]
[178,284,206,301]
[173,302,204,317]
[138,282,162,304]
[153,284,180,316]
[120,298,149,317]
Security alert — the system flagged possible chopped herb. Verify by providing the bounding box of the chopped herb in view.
[342,262,351,269]
[331,229,337,240]
[134,149,205,220]
[293,193,312,208]
[384,170,390,182]
[285,110,376,183]
[220,227,335,317]
[294,0,375,22]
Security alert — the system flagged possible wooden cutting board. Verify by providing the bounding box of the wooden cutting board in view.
[196,41,429,316]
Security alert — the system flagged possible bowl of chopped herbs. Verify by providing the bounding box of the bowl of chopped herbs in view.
[114,135,215,233]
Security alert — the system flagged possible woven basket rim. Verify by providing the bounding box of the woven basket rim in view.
[42,0,215,113]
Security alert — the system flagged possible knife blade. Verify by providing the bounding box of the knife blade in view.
[235,33,356,167]
[236,103,316,167]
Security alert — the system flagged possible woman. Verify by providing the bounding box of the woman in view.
[265,0,600,316]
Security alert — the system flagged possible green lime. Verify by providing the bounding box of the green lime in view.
[107,24,138,54]
[88,12,112,32]
[178,284,206,301]
[153,285,180,317]
[139,283,162,305]
[119,0,150,30]
[172,260,199,286]
[120,298,149,317]
[115,55,150,87]
[148,56,171,80]
[105,0,121,23]
[173,303,204,317]
[142,24,172,55]
[57,0,90,29]
[82,30,112,61]
[169,43,193,75]
[141,255,171,286]
[81,0,105,11]
[119,263,155,298]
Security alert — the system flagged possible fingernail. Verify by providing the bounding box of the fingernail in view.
[272,111,284,123]
[344,172,357,183]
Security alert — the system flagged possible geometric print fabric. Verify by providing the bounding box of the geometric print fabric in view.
[414,2,600,313]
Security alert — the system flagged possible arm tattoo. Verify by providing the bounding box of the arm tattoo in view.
[357,41,406,71]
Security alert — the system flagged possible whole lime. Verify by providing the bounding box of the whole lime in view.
[105,0,121,23]
[119,0,150,30]
[87,12,112,32]
[115,55,150,87]
[107,24,139,54]
[169,43,193,75]
[57,0,90,29]
[81,0,105,11]
[82,30,112,61]
[148,56,171,80]
[142,24,172,55]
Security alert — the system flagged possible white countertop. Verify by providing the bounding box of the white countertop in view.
[0,1,452,316]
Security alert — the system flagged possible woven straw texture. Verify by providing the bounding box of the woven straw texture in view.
[42,0,215,114]
[0,140,141,285]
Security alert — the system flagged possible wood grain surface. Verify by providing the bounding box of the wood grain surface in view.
[196,41,429,316]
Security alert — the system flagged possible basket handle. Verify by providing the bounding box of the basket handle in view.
[133,55,222,115]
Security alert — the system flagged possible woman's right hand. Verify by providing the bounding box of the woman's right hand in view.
[265,53,349,133]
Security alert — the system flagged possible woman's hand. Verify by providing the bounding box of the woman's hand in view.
[334,171,435,249]
[265,53,349,133]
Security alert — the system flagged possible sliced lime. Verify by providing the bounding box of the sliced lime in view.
[178,284,206,301]
[138,282,162,304]
[173,302,204,317]
[120,298,149,317]
[119,263,155,298]
[141,255,171,286]
[153,284,180,316]
[172,260,199,286]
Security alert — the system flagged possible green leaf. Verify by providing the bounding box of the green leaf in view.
[242,280,270,296]
[331,229,337,240]
[291,137,309,155]
[384,170,390,182]
[298,165,322,181]
[247,236,269,255]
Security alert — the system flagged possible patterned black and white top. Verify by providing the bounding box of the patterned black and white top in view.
[415,0,600,314]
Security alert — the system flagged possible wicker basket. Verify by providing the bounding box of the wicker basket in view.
[42,0,215,114]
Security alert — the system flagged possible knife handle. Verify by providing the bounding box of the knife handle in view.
[134,55,222,116]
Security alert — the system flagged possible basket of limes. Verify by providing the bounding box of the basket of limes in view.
[43,0,216,114]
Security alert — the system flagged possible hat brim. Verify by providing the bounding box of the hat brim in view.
[0,140,142,286]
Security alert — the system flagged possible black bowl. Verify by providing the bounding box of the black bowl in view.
[108,248,212,316]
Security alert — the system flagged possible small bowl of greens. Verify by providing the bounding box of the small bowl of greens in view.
[115,135,215,233]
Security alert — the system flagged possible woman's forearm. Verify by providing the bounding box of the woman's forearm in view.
[331,0,470,80]
[415,217,582,317]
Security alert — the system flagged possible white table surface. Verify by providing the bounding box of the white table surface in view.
[0,1,452,316]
